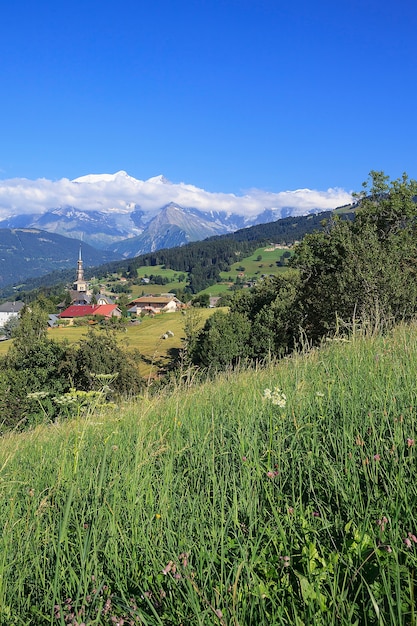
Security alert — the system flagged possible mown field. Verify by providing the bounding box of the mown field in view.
[1,323,417,624]
[0,308,219,377]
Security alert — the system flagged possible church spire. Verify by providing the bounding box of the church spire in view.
[76,245,84,282]
[73,245,87,292]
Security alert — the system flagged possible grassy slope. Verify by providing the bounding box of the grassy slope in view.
[1,324,417,623]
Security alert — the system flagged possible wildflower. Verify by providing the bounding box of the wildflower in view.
[373,454,381,461]
[102,597,112,614]
[27,390,49,399]
[408,532,417,543]
[155,513,161,519]
[377,516,388,532]
[263,386,286,408]
[287,507,294,515]
[404,537,412,549]
[312,511,320,517]
[280,555,291,567]
[407,438,415,448]
[162,561,174,575]
[267,470,278,479]
[242,456,247,462]
[385,545,392,553]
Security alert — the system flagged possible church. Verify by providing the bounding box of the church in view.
[61,246,114,308]
[70,245,91,305]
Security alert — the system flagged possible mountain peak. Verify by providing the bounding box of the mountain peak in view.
[72,171,137,184]
[146,174,171,185]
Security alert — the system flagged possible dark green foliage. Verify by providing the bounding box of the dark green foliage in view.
[293,171,417,340]
[0,305,71,429]
[68,329,143,397]
[189,272,302,369]
[191,292,210,307]
[233,272,302,358]
[190,310,251,370]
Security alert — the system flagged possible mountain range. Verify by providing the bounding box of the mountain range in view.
[0,171,353,257]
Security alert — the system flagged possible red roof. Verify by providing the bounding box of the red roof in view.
[95,304,119,317]
[59,304,119,318]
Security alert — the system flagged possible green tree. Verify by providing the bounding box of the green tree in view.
[292,171,417,340]
[0,304,71,429]
[189,310,251,370]
[68,329,143,397]
[0,315,19,339]
[231,272,302,358]
[191,293,210,308]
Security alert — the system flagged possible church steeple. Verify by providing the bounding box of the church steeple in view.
[73,245,87,292]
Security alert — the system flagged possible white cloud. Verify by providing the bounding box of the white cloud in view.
[0,170,353,219]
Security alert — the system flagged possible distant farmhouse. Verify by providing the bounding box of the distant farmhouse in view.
[0,300,25,328]
[59,304,122,324]
[128,295,184,315]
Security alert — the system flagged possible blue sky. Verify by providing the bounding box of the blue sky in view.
[1,0,416,195]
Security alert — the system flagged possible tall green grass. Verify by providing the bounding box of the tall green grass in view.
[1,324,417,624]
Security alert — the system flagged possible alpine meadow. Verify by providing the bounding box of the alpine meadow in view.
[2,172,417,625]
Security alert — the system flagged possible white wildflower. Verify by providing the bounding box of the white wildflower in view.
[264,386,286,408]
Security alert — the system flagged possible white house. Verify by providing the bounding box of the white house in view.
[0,301,25,328]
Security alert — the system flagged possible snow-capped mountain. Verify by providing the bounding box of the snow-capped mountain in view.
[0,172,353,256]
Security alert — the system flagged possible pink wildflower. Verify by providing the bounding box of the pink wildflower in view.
[267,470,279,479]
[162,561,174,575]
[407,438,415,448]
[404,537,412,549]
[373,454,381,461]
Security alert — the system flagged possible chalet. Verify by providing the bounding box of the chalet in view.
[0,301,25,327]
[127,295,183,315]
[59,304,122,324]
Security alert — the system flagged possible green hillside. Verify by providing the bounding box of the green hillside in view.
[0,228,119,289]
[0,324,416,623]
